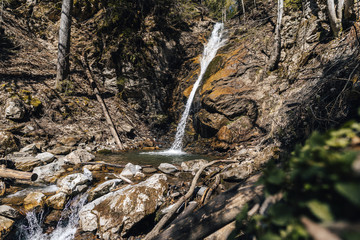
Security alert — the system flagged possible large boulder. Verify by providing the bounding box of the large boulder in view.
[79,174,168,239]
[33,159,66,183]
[0,216,14,239]
[4,98,26,120]
[64,149,95,165]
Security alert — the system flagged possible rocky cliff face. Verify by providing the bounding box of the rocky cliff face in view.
[171,0,360,159]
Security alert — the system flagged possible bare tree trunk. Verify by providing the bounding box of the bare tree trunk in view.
[0,166,38,181]
[81,54,124,151]
[268,0,283,71]
[56,0,73,89]
[327,0,343,36]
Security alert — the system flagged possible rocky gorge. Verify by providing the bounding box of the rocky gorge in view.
[1,0,360,239]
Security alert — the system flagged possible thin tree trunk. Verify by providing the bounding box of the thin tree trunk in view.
[268,0,283,71]
[81,54,124,151]
[0,165,38,181]
[327,0,342,36]
[56,0,73,89]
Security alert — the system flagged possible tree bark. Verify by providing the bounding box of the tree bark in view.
[268,0,283,71]
[152,173,263,240]
[56,0,73,89]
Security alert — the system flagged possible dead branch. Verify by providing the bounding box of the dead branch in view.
[81,53,124,150]
[152,172,263,240]
[144,160,237,240]
[0,165,38,181]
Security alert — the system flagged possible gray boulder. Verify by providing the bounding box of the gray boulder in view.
[13,156,42,172]
[58,170,92,195]
[181,159,208,172]
[79,174,168,239]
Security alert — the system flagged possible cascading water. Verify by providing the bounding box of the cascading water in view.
[17,193,87,240]
[144,22,226,156]
[169,22,226,153]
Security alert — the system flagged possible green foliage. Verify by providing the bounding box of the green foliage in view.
[284,0,302,11]
[229,119,360,240]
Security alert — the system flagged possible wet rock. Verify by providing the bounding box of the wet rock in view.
[20,143,39,154]
[79,174,168,239]
[181,159,208,172]
[0,131,19,154]
[33,159,66,183]
[58,171,92,195]
[44,210,62,226]
[88,179,123,202]
[0,205,20,219]
[158,163,178,174]
[35,152,55,164]
[220,160,256,181]
[83,164,102,171]
[120,162,142,178]
[24,192,46,211]
[46,192,68,210]
[4,98,26,120]
[64,149,95,165]
[13,156,43,171]
[0,216,14,239]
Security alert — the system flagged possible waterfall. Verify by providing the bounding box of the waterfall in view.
[168,22,226,153]
[17,194,87,240]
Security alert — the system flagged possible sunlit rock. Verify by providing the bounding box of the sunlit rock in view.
[181,159,208,172]
[79,174,168,239]
[120,162,142,178]
[46,192,68,210]
[24,192,46,211]
[58,172,92,195]
[33,159,66,183]
[4,98,26,120]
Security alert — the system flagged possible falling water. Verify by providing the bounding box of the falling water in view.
[168,22,226,154]
[17,193,87,240]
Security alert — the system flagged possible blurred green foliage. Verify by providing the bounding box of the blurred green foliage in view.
[229,119,360,239]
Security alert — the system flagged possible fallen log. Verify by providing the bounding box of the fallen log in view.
[152,173,263,240]
[0,166,38,181]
